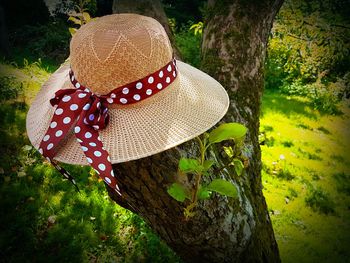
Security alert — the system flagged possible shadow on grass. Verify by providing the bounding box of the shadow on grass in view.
[261,91,319,120]
[0,78,180,263]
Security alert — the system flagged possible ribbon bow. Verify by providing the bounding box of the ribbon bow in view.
[38,58,178,195]
[39,79,119,194]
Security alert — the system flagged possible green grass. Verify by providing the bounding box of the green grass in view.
[0,61,180,263]
[1,59,349,262]
[261,91,350,263]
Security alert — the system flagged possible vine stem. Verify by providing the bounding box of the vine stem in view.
[191,137,206,204]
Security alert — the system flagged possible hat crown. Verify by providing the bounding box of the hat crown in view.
[70,14,173,95]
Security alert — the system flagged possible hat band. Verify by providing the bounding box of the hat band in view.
[38,58,178,194]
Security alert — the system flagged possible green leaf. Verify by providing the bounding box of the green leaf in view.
[82,12,91,23]
[233,158,244,176]
[167,183,188,202]
[207,179,238,198]
[203,160,215,171]
[178,158,202,173]
[68,16,82,25]
[197,187,212,200]
[208,123,247,144]
[68,27,77,36]
[22,145,33,151]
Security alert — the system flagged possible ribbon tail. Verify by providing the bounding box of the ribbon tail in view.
[51,161,80,192]
[75,117,121,195]
[38,91,90,192]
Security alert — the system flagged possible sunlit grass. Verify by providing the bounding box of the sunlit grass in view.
[1,60,349,262]
[0,61,180,262]
[261,91,350,263]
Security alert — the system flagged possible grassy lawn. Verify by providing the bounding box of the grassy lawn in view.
[261,91,350,263]
[0,60,349,262]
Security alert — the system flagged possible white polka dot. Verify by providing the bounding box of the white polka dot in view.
[173,71,176,77]
[97,102,101,108]
[167,65,172,72]
[107,156,111,162]
[105,177,111,184]
[85,132,92,138]
[81,146,88,152]
[50,122,57,128]
[84,88,90,92]
[157,83,162,89]
[146,89,152,95]
[97,136,101,141]
[166,77,171,83]
[120,98,127,104]
[89,142,96,147]
[43,135,50,141]
[63,117,71,124]
[133,94,141,101]
[86,157,93,163]
[159,70,164,78]
[136,82,143,89]
[62,95,71,102]
[122,88,129,94]
[47,143,53,150]
[55,108,63,115]
[70,104,78,111]
[115,184,120,191]
[111,170,114,177]
[83,103,91,110]
[38,148,43,154]
[71,75,74,81]
[89,114,94,121]
[74,126,81,133]
[107,98,113,104]
[111,93,116,98]
[148,76,154,84]
[94,150,102,157]
[55,130,63,137]
[77,138,82,143]
[75,83,80,88]
[78,93,87,98]
[98,164,106,171]
[92,125,99,130]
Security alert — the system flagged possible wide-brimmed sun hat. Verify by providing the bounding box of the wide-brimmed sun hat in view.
[26,13,229,193]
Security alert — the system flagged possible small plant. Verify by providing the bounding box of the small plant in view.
[174,23,201,68]
[68,0,93,35]
[167,123,247,219]
[189,21,203,36]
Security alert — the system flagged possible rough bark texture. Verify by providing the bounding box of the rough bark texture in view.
[108,0,284,262]
[200,0,284,262]
[112,0,182,59]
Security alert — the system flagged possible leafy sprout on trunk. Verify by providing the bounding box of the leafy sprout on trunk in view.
[167,122,248,220]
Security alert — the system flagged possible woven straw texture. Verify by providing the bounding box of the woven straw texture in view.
[26,14,229,165]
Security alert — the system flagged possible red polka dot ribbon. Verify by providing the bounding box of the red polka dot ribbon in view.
[38,58,178,194]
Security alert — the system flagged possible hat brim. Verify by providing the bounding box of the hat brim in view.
[26,61,229,165]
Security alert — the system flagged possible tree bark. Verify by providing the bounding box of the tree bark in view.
[108,0,284,262]
[112,0,182,59]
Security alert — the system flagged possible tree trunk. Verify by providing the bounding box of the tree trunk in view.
[108,0,284,262]
[112,0,182,59]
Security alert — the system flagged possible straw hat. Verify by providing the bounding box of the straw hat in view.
[26,13,229,191]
